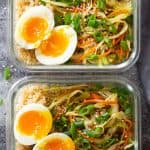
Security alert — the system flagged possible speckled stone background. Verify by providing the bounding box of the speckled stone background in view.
[0,0,150,149]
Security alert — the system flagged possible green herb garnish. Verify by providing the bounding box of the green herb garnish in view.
[120,40,128,50]
[97,0,106,11]
[75,138,91,150]
[55,13,64,26]
[96,112,110,124]
[64,13,72,25]
[93,32,103,42]
[79,105,95,116]
[55,0,82,6]
[126,15,133,25]
[85,127,103,138]
[54,116,69,131]
[109,24,117,34]
[3,67,11,80]
[103,37,112,48]
[101,57,109,65]
[89,83,103,91]
[72,14,81,33]
[74,120,84,128]
[0,98,3,106]
[70,122,77,139]
[72,0,83,6]
[111,87,133,116]
[99,138,119,148]
[87,15,99,28]
[39,0,46,5]
[87,54,99,61]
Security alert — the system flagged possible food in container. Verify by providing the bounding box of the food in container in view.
[7,76,140,150]
[13,0,135,67]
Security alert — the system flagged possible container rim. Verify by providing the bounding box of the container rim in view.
[8,0,141,72]
[6,75,142,150]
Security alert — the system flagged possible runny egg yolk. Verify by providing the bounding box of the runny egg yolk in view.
[17,110,52,139]
[44,137,75,150]
[45,138,67,150]
[39,28,69,57]
[22,17,48,43]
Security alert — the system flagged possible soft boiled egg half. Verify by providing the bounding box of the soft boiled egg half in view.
[35,25,77,65]
[14,104,52,145]
[33,133,75,150]
[15,6,54,49]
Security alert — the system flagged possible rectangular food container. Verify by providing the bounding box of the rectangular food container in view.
[6,75,141,149]
[9,0,140,72]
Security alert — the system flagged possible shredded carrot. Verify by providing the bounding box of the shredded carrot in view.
[86,47,97,54]
[68,115,73,122]
[122,128,131,146]
[122,119,133,147]
[120,49,123,58]
[123,129,128,140]
[83,99,118,104]
[115,50,120,58]
[125,119,133,129]
[112,39,115,46]
[83,46,97,59]
[115,49,123,59]
[78,38,95,48]
[71,54,84,63]
[99,49,112,58]
[90,93,103,99]
[114,34,125,45]
[53,113,59,120]
[68,5,86,13]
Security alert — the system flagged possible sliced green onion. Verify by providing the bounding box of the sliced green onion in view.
[85,127,103,138]
[0,98,3,106]
[79,105,95,116]
[3,67,11,80]
[64,13,72,25]
[96,112,110,124]
[93,32,103,42]
[97,0,106,11]
[120,40,128,50]
[69,122,77,139]
[87,54,99,61]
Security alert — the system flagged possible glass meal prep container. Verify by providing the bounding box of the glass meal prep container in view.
[6,75,141,150]
[9,0,140,72]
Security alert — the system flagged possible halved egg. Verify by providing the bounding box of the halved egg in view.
[14,103,52,145]
[15,6,54,49]
[33,133,75,150]
[35,25,77,65]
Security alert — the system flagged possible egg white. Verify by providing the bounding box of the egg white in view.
[35,25,77,65]
[14,103,52,145]
[33,133,75,150]
[15,6,54,49]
